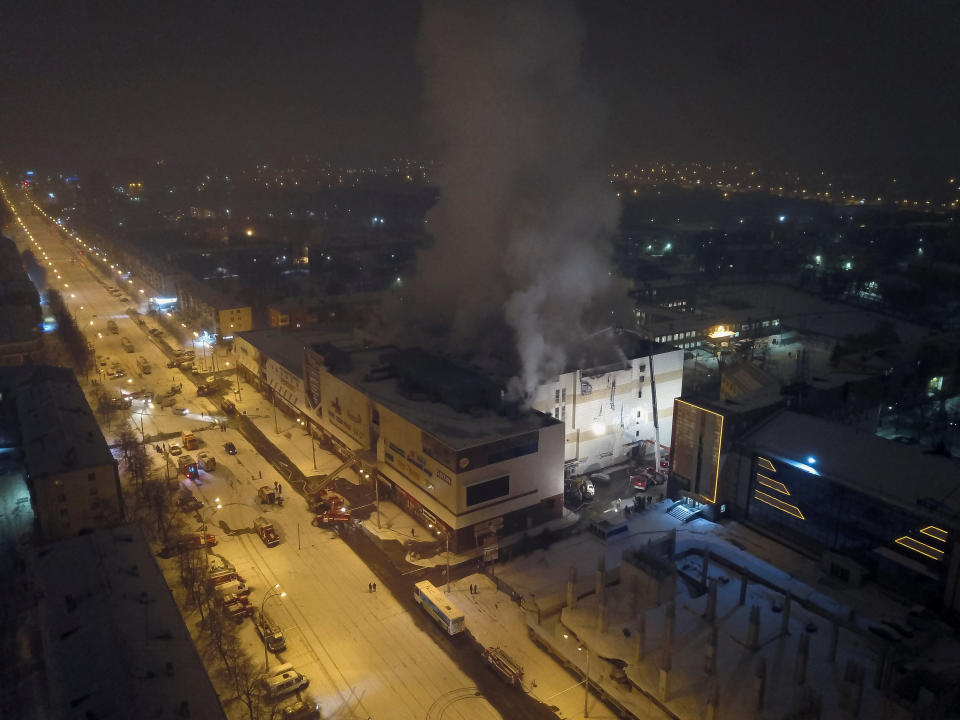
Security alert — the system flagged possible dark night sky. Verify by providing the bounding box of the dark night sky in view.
[2,0,958,180]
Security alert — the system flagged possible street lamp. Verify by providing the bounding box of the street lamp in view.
[429,523,451,592]
[261,584,287,670]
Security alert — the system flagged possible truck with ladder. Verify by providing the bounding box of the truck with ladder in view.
[255,516,280,547]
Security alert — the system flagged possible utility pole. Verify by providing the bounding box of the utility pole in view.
[235,362,243,401]
[583,647,591,717]
[273,388,279,434]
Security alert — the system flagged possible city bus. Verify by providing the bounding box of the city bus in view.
[413,580,465,636]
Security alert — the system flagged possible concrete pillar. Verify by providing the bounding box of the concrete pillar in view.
[630,574,641,618]
[747,605,761,651]
[598,599,608,632]
[658,666,670,702]
[705,685,720,720]
[875,644,894,691]
[705,625,718,676]
[739,575,748,606]
[828,620,839,663]
[663,600,676,658]
[881,646,895,691]
[852,663,865,717]
[633,615,646,663]
[701,547,711,586]
[753,657,767,715]
[780,593,792,636]
[566,567,578,609]
[795,632,810,686]
[705,578,718,623]
[595,554,606,598]
[841,660,864,717]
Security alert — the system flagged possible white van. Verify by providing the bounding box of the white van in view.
[214,580,249,597]
[264,664,309,699]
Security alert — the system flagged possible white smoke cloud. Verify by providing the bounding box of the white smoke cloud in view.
[413,0,623,402]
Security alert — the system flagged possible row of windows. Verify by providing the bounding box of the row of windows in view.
[58,486,99,503]
[487,441,539,465]
[655,330,698,343]
[466,475,510,506]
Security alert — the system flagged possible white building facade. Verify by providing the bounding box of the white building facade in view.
[532,346,684,475]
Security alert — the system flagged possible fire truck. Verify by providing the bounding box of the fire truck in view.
[178,455,199,481]
[313,496,351,526]
[255,516,280,547]
[197,451,216,471]
[258,485,283,506]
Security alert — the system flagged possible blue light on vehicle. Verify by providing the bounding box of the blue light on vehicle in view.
[807,456,816,465]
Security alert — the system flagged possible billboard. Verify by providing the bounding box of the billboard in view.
[671,399,724,502]
[303,347,324,411]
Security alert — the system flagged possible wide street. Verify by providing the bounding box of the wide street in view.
[4,190,535,720]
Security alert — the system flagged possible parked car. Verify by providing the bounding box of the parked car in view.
[169,443,182,456]
[280,700,321,720]
[175,492,203,511]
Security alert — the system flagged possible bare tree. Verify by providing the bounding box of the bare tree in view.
[93,385,120,429]
[177,548,211,621]
[118,426,151,493]
[223,641,268,720]
[135,478,183,544]
[202,598,239,668]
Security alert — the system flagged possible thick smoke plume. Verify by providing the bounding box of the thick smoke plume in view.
[412,0,622,402]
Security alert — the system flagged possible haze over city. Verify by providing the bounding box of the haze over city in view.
[1,3,960,720]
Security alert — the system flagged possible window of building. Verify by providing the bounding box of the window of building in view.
[561,406,566,421]
[88,472,96,482]
[554,406,559,419]
[466,475,510,506]
[561,388,566,403]
[58,494,67,503]
[555,388,560,403]
[60,508,68,517]
[90,486,98,496]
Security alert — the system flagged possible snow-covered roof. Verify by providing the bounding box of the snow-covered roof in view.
[29,525,226,720]
[15,366,114,478]
[743,410,960,519]
[333,346,562,450]
[236,327,332,376]
[639,281,933,345]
